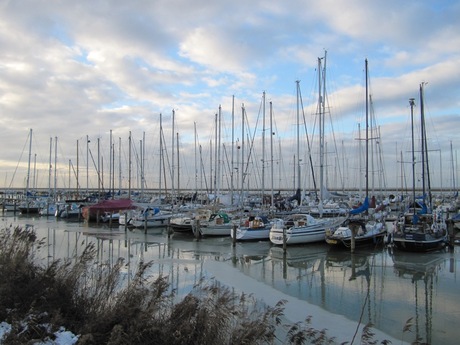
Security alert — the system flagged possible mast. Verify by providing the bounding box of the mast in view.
[54,136,58,200]
[231,95,235,205]
[420,82,432,209]
[318,52,327,202]
[262,92,266,206]
[48,137,52,200]
[194,121,198,200]
[76,139,79,198]
[97,137,100,198]
[159,113,163,201]
[270,101,274,208]
[109,129,112,197]
[451,141,456,194]
[86,135,89,194]
[409,97,416,214]
[142,131,146,198]
[176,132,180,200]
[218,105,222,202]
[171,109,175,205]
[25,128,32,207]
[240,104,245,208]
[118,137,122,195]
[128,131,132,199]
[296,81,301,192]
[214,112,217,197]
[365,59,369,200]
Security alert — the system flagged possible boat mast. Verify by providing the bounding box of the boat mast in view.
[159,113,163,201]
[171,109,175,205]
[86,135,89,194]
[25,128,32,207]
[128,131,132,199]
[420,82,432,209]
[318,52,327,203]
[218,105,222,203]
[76,138,79,198]
[365,59,369,200]
[270,100,274,209]
[409,97,416,215]
[194,121,198,202]
[118,136,122,195]
[54,136,58,200]
[262,92,266,207]
[176,132,180,201]
[48,137,52,200]
[231,95,235,205]
[109,129,112,198]
[296,81,301,193]
[240,104,245,209]
[451,141,456,194]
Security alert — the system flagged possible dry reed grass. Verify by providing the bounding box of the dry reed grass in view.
[0,225,413,344]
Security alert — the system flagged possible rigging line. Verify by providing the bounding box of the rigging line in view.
[221,143,232,191]
[243,98,265,188]
[325,103,345,190]
[8,131,31,189]
[242,107,257,185]
[88,148,104,192]
[299,84,318,195]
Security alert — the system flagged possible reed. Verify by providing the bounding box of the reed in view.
[0,226,410,344]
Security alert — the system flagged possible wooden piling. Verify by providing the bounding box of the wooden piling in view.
[194,219,201,240]
[350,223,357,253]
[167,218,173,238]
[447,219,455,249]
[282,227,287,252]
[232,224,237,246]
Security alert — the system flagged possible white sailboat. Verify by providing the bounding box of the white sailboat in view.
[270,213,346,245]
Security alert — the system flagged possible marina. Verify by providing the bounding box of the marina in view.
[2,211,459,344]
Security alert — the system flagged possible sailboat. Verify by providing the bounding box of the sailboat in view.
[325,59,387,249]
[391,83,448,252]
[18,129,41,214]
[269,213,346,245]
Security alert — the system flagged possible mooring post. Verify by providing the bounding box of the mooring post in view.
[232,224,237,246]
[283,227,287,253]
[167,218,173,238]
[350,222,357,253]
[447,219,455,250]
[194,219,201,240]
[124,211,128,232]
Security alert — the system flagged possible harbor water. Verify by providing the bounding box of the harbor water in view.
[2,213,459,344]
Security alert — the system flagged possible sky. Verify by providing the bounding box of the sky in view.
[1,0,459,195]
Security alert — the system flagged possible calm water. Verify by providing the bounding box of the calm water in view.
[2,213,459,344]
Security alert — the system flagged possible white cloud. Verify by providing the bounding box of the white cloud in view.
[0,0,459,189]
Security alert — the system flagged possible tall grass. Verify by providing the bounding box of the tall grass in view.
[0,225,409,344]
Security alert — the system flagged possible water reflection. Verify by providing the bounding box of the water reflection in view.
[3,215,460,344]
[390,251,445,344]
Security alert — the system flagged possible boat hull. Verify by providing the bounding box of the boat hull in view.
[392,233,447,252]
[200,224,233,236]
[232,227,270,241]
[270,216,346,245]
[325,220,387,249]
